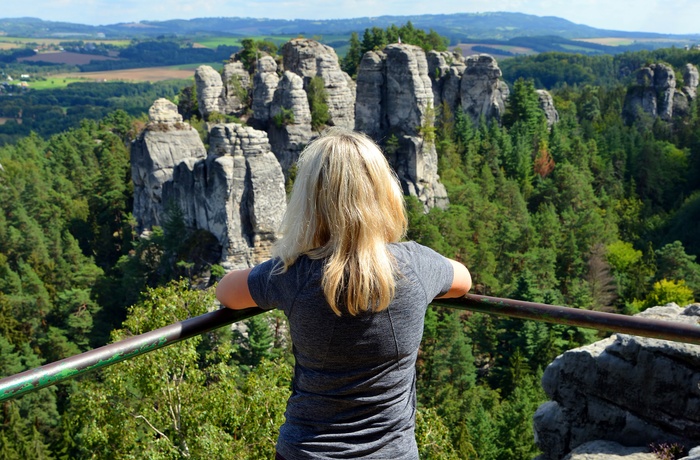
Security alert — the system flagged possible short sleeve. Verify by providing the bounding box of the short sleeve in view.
[401,242,454,301]
[247,258,282,311]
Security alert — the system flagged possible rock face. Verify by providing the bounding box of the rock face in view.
[534,303,700,460]
[537,89,560,127]
[132,100,286,269]
[131,99,207,232]
[281,38,356,129]
[355,43,448,210]
[623,63,699,123]
[459,54,510,124]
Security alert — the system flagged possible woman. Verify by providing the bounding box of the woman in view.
[216,128,471,459]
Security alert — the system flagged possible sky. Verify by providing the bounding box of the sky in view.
[6,0,697,35]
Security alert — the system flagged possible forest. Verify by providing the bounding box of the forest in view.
[1,24,700,459]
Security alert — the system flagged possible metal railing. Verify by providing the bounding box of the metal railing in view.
[1,294,699,403]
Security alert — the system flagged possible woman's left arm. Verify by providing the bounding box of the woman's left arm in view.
[216,268,258,310]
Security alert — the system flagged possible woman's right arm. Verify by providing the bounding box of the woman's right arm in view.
[436,259,472,299]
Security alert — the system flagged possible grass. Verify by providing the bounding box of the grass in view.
[22,78,86,89]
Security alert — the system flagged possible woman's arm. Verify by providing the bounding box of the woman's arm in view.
[215,268,258,310]
[436,259,472,299]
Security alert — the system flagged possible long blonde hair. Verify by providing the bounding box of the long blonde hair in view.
[273,128,407,316]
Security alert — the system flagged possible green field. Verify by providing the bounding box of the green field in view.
[23,78,86,89]
[194,35,297,49]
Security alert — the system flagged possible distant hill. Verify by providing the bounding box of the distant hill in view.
[1,13,698,43]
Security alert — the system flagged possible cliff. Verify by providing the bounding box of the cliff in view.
[534,303,700,460]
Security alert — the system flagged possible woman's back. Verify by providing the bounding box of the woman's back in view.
[249,241,454,459]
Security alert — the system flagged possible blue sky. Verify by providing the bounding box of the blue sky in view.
[6,0,697,35]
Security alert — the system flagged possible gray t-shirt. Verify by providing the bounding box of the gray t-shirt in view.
[248,241,453,459]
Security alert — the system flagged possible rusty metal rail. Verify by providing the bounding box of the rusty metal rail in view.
[2,294,699,402]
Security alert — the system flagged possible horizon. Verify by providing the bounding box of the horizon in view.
[1,1,696,36]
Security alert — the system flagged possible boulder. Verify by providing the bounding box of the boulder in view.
[534,303,700,460]
[131,99,207,233]
[561,440,656,460]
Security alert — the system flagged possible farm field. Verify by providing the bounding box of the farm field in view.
[53,65,198,83]
[451,43,536,58]
[0,37,129,48]
[574,37,695,46]
[18,51,118,65]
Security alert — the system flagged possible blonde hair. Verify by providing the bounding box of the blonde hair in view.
[273,127,407,316]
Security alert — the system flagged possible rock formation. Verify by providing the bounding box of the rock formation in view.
[536,89,560,127]
[355,43,448,210]
[354,50,386,138]
[684,64,699,100]
[164,123,286,268]
[195,65,227,119]
[268,71,314,173]
[281,38,356,129]
[459,54,510,124]
[623,63,699,123]
[427,50,467,117]
[251,55,280,128]
[534,303,700,460]
[196,61,251,120]
[132,99,286,269]
[131,98,207,232]
[221,60,251,116]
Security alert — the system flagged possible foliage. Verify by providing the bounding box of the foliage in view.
[650,442,687,460]
[272,106,295,128]
[306,76,330,131]
[238,38,279,73]
[62,280,292,459]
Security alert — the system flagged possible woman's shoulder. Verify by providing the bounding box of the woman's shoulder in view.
[389,241,441,258]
